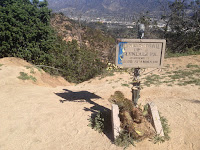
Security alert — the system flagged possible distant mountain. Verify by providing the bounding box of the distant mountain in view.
[48,0,167,17]
[47,0,192,20]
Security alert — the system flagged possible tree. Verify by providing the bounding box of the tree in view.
[162,0,200,53]
[0,0,54,64]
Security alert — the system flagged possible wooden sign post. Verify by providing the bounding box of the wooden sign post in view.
[116,38,166,105]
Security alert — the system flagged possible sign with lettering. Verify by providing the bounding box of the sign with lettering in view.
[116,39,166,68]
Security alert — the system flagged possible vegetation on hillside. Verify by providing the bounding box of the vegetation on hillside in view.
[50,13,116,62]
[18,72,37,82]
[163,0,200,54]
[0,0,105,83]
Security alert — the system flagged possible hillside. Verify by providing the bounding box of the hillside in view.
[0,55,200,150]
[50,13,116,61]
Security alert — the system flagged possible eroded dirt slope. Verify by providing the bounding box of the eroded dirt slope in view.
[0,57,71,87]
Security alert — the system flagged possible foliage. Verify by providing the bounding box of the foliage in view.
[98,63,130,80]
[142,104,149,116]
[0,0,106,83]
[98,63,123,79]
[168,69,200,86]
[25,65,42,73]
[98,69,115,80]
[121,83,130,87]
[143,63,200,87]
[50,39,105,83]
[143,74,164,87]
[30,68,35,74]
[88,111,105,133]
[151,135,165,144]
[151,114,170,144]
[51,14,116,63]
[0,0,55,65]
[18,72,37,82]
[83,27,115,61]
[160,114,170,141]
[88,109,111,134]
[26,66,36,74]
[162,0,200,53]
[165,49,200,58]
[114,130,135,149]
[0,64,3,70]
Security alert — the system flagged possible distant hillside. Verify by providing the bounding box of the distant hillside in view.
[50,13,116,62]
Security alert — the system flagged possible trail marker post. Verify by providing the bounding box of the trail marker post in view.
[132,24,145,105]
[116,24,166,105]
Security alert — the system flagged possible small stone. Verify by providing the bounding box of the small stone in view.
[148,102,164,136]
[111,104,121,140]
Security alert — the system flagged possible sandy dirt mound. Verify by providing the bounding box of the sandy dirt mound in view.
[0,55,200,150]
[0,57,71,87]
[0,57,33,67]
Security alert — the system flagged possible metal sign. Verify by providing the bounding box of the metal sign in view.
[116,39,166,68]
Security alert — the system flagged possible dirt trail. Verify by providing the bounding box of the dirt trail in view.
[0,56,200,150]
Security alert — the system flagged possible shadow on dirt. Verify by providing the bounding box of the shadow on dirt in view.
[184,99,200,104]
[55,89,113,141]
[191,100,200,104]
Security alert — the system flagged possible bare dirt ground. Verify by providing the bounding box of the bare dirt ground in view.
[0,56,200,150]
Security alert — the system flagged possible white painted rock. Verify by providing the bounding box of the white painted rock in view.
[111,104,121,140]
[148,102,164,136]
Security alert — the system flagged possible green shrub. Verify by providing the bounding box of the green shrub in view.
[18,72,37,82]
[114,130,135,148]
[88,111,105,133]
[88,109,111,134]
[50,39,105,83]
